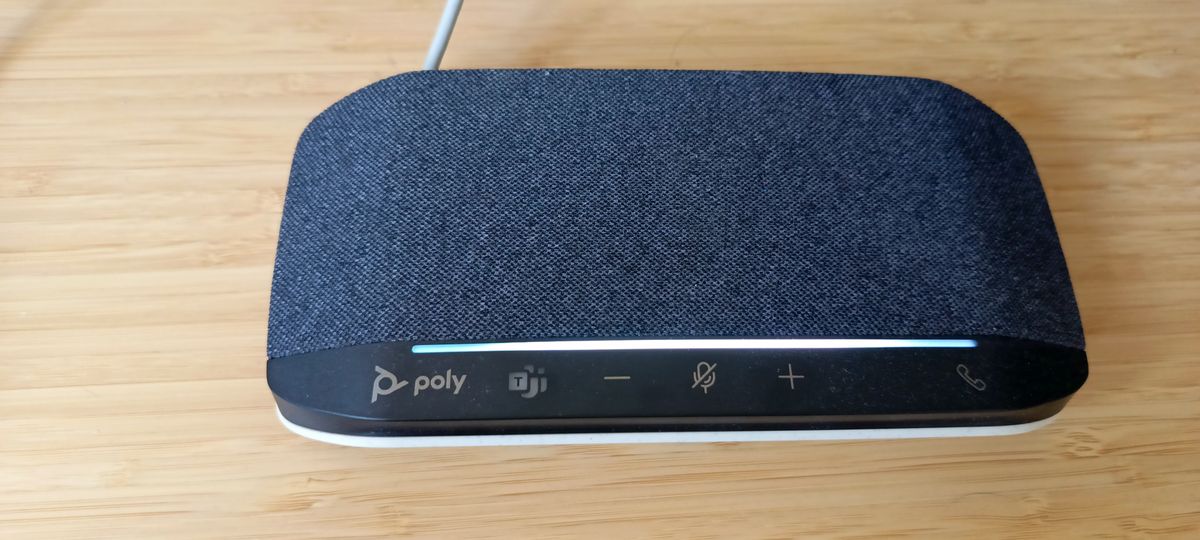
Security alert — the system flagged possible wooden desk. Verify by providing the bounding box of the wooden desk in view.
[2,1,1197,537]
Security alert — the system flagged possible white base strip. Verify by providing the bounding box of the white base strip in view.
[276,408,1055,448]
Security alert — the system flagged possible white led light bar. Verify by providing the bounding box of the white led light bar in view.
[412,338,978,354]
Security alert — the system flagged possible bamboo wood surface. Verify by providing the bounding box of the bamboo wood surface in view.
[1,1,1198,538]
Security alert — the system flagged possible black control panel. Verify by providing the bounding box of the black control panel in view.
[268,338,1087,437]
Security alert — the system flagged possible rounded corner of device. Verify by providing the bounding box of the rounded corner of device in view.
[274,406,365,448]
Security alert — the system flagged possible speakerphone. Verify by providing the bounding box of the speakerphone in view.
[266,2,1087,447]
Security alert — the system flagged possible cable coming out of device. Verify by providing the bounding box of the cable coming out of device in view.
[424,0,464,70]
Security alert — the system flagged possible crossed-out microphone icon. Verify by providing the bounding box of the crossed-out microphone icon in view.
[692,362,717,394]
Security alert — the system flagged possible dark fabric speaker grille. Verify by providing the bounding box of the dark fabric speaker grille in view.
[268,69,1084,359]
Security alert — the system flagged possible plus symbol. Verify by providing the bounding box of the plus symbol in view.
[777,363,805,390]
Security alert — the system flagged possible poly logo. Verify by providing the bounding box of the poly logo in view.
[371,365,467,404]
[371,366,408,403]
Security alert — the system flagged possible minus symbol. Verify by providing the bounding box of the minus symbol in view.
[603,375,631,381]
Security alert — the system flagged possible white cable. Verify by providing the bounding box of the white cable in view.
[423,0,464,70]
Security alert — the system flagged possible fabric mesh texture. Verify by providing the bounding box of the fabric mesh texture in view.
[268,69,1084,359]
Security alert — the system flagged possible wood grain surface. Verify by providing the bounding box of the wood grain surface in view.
[2,0,1198,538]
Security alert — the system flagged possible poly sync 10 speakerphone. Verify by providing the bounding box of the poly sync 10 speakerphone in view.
[266,5,1086,447]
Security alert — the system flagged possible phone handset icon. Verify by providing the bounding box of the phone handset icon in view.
[956,364,986,391]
